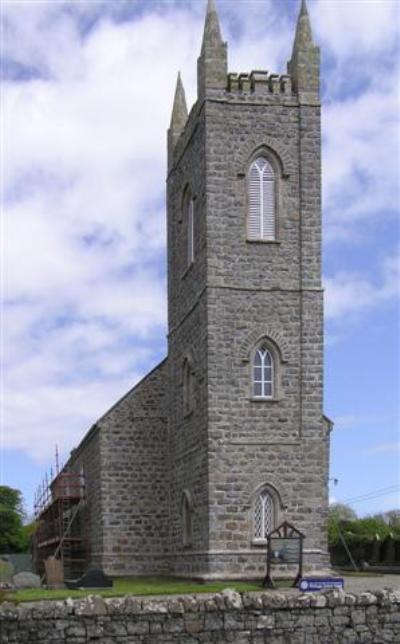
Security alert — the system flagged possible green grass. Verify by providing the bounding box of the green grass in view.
[5,577,265,603]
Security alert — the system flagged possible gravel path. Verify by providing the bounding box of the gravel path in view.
[341,574,399,594]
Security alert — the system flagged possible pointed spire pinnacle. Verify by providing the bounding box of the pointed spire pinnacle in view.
[201,0,223,52]
[170,72,188,133]
[197,0,227,99]
[168,72,189,171]
[287,0,320,99]
[300,0,308,16]
[292,0,314,52]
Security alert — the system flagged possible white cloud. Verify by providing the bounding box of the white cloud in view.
[322,88,400,239]
[324,252,400,320]
[313,0,399,59]
[2,0,399,468]
[363,442,400,456]
[334,414,395,431]
[3,2,195,462]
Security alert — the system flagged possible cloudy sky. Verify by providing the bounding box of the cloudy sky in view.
[2,0,399,519]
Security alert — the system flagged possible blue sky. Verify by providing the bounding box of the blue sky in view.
[2,0,399,520]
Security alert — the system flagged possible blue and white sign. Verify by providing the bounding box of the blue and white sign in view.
[299,577,344,592]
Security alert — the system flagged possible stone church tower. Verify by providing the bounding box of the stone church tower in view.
[35,0,331,580]
[165,0,330,576]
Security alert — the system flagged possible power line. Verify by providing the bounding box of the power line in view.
[341,485,400,504]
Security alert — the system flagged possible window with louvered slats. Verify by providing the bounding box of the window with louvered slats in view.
[247,157,275,240]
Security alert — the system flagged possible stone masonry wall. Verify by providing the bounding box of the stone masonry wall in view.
[167,101,211,575]
[68,361,170,576]
[100,361,169,576]
[1,589,399,643]
[202,86,328,574]
[68,429,104,570]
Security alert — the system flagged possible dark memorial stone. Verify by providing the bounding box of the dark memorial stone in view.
[66,567,113,589]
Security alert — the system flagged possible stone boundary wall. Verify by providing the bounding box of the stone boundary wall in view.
[1,589,399,643]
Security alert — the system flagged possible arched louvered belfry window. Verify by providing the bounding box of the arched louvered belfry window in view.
[254,489,276,541]
[252,344,274,398]
[247,156,276,240]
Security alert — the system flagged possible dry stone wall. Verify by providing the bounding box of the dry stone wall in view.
[1,589,399,643]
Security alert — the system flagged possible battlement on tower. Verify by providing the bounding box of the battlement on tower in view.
[227,71,292,96]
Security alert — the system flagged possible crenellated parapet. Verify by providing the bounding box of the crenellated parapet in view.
[227,71,292,96]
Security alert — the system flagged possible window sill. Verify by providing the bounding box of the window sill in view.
[252,539,267,547]
[249,396,281,403]
[246,239,281,245]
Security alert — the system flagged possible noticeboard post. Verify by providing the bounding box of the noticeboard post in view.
[262,521,305,589]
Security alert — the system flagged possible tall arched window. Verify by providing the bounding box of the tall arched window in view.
[247,156,275,240]
[187,198,194,266]
[254,490,275,541]
[183,358,194,416]
[252,344,274,398]
[182,490,193,546]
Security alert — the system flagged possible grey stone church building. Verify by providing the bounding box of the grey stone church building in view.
[47,0,332,579]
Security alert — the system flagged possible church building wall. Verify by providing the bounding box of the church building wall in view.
[200,89,329,574]
[69,360,170,576]
[42,0,331,581]
[67,428,105,571]
[167,103,212,575]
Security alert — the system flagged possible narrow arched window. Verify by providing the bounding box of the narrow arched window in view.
[183,358,194,416]
[254,490,275,541]
[182,491,193,546]
[252,344,274,398]
[187,198,194,266]
[248,156,275,240]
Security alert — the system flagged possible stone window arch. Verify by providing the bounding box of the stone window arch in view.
[252,484,281,544]
[182,490,193,547]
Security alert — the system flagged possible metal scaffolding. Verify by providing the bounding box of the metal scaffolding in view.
[33,451,88,580]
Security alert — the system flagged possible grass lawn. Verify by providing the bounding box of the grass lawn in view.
[5,577,266,603]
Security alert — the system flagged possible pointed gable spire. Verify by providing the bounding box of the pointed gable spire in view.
[168,72,188,171]
[287,0,320,101]
[170,72,188,134]
[197,0,227,100]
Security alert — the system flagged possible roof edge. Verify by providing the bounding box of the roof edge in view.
[66,357,168,467]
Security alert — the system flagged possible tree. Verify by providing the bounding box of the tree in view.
[0,486,28,553]
[383,510,400,529]
[328,503,357,546]
[329,503,357,522]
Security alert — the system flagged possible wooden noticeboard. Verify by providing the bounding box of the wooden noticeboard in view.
[263,521,305,588]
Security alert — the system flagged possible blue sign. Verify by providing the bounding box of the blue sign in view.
[299,577,344,592]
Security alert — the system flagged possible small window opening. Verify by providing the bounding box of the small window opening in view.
[252,345,274,398]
